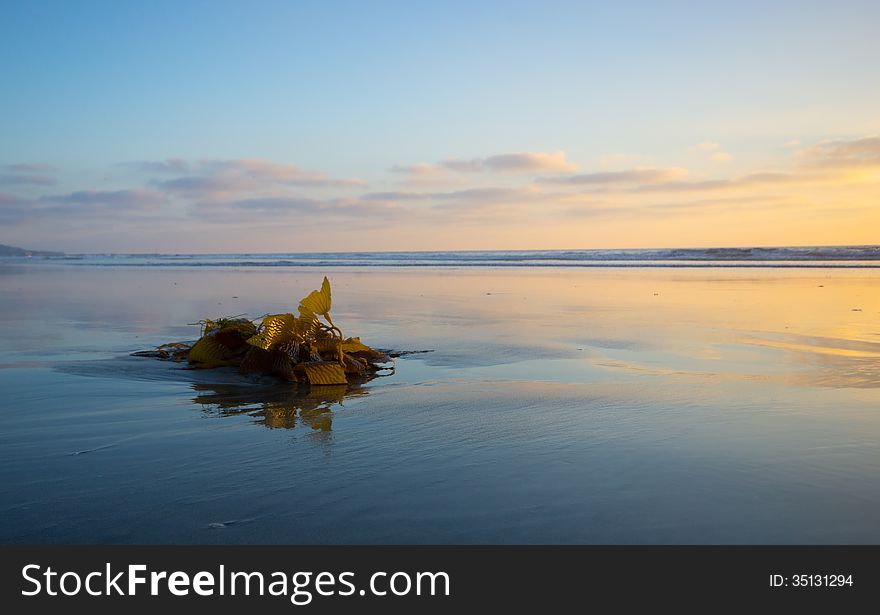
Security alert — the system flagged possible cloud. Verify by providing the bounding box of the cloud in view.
[362,187,540,205]
[362,184,800,223]
[358,187,549,221]
[633,172,801,193]
[1,163,57,186]
[632,135,880,194]
[392,151,578,177]
[147,159,364,198]
[0,192,35,223]
[130,158,191,173]
[211,160,362,185]
[694,142,720,151]
[640,195,799,214]
[798,136,880,169]
[390,163,447,177]
[431,187,538,203]
[198,195,325,214]
[156,175,255,197]
[540,167,688,186]
[6,163,55,172]
[0,173,56,186]
[430,188,548,218]
[0,191,30,207]
[193,194,401,225]
[0,189,167,225]
[361,191,430,201]
[0,191,27,205]
[711,152,733,162]
[448,151,577,173]
[41,189,167,210]
[196,195,389,217]
[563,194,805,221]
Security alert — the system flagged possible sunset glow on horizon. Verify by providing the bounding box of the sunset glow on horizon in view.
[2,1,878,253]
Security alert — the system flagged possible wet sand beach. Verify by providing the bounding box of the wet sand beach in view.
[1,262,878,543]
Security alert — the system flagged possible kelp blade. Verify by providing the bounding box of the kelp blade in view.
[246,313,297,350]
[302,362,348,385]
[299,276,332,316]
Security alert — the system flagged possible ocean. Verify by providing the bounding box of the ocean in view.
[13,245,880,268]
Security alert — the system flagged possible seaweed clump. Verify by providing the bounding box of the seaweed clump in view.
[136,277,390,386]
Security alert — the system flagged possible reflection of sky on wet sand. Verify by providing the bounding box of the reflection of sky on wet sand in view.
[336,267,879,389]
[2,265,877,390]
[0,263,878,543]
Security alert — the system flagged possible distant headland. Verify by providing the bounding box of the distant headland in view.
[0,244,64,257]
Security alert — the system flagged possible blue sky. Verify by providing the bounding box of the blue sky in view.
[1,0,879,252]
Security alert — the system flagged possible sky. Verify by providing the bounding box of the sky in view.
[1,0,879,253]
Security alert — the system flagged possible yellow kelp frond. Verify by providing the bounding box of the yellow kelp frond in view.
[239,346,275,375]
[338,337,371,353]
[311,338,341,355]
[340,337,386,357]
[138,277,392,386]
[188,336,240,368]
[246,313,298,350]
[301,362,348,385]
[299,276,332,317]
[188,317,256,368]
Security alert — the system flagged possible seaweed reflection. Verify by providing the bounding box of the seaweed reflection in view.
[190,381,370,431]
